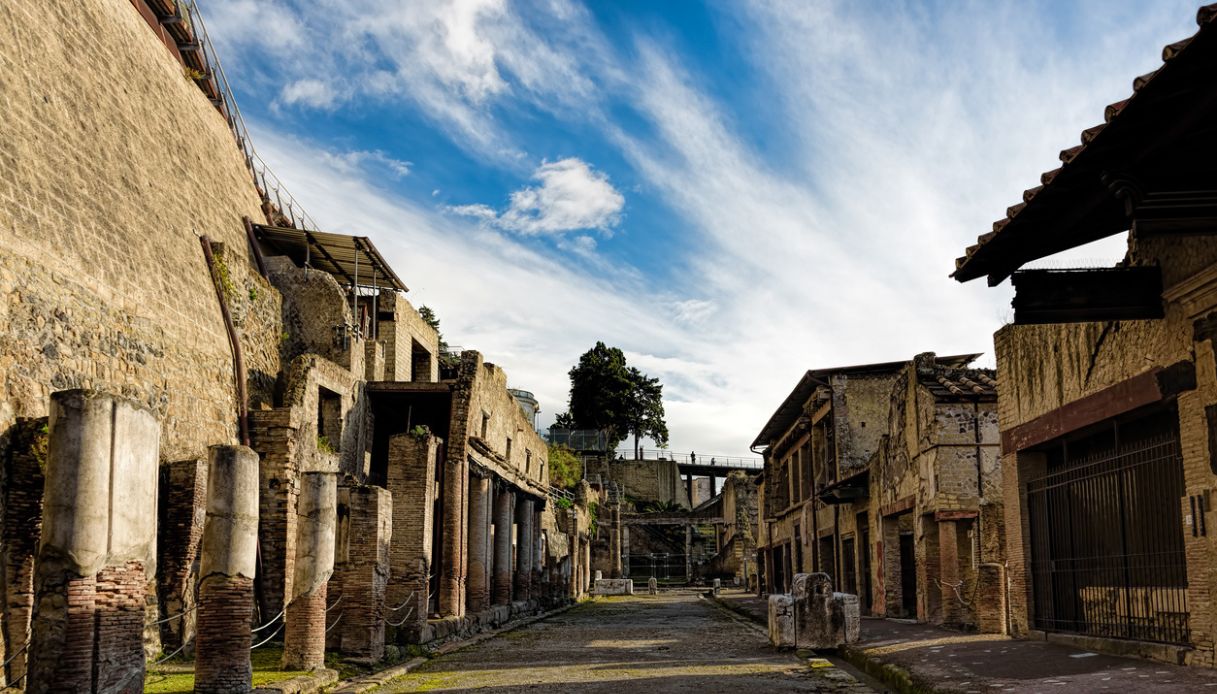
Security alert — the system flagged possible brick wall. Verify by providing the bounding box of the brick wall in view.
[194,575,254,694]
[156,458,207,650]
[386,433,438,639]
[334,485,391,659]
[2,418,45,683]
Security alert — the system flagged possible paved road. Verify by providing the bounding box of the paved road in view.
[382,590,876,692]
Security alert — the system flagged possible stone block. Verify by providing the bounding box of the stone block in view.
[593,579,634,596]
[768,593,795,647]
[790,573,860,649]
[648,577,657,595]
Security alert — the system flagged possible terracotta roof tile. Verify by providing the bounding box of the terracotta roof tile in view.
[1104,99,1128,122]
[952,4,1215,282]
[1059,144,1083,163]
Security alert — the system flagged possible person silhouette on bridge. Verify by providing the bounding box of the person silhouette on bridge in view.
[690,451,696,464]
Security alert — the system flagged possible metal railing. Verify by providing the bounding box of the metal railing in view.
[181,1,321,233]
[614,449,762,469]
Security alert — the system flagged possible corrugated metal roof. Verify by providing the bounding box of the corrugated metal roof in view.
[253,223,408,292]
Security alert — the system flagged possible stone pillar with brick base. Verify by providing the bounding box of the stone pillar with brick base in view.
[335,485,392,660]
[492,488,515,605]
[27,390,159,694]
[194,445,259,694]
[466,474,492,613]
[439,452,469,618]
[283,472,337,671]
[514,498,535,601]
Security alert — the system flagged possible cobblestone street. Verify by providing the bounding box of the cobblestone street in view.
[381,591,878,692]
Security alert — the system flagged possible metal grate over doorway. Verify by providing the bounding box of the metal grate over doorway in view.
[1027,425,1189,646]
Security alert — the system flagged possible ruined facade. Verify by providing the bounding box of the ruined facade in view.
[0,1,588,690]
[754,354,1003,631]
[951,5,1217,667]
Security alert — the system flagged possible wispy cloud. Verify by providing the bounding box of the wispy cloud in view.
[209,1,1200,455]
[451,158,624,235]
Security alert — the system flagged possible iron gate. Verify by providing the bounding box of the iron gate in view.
[627,553,688,582]
[1027,433,1189,645]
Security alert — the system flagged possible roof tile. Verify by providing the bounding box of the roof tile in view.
[1105,99,1128,122]
[1023,185,1043,203]
[1163,37,1192,60]
[1081,123,1106,144]
[1059,144,1083,163]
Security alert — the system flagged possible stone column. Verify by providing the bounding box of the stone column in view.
[28,390,159,694]
[336,485,392,660]
[439,452,469,618]
[386,433,439,640]
[492,488,514,605]
[283,472,337,671]
[582,541,591,595]
[195,445,259,694]
[466,474,492,614]
[514,498,535,601]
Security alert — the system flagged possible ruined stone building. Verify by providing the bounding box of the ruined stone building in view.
[752,354,1002,631]
[951,4,1217,667]
[0,1,589,691]
[713,470,760,588]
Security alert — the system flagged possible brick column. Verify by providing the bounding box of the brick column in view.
[156,457,207,652]
[283,472,337,671]
[492,488,514,605]
[514,498,535,601]
[194,445,259,694]
[466,474,492,613]
[3,418,46,686]
[938,520,960,625]
[28,390,159,694]
[336,485,392,660]
[386,434,439,641]
[439,451,469,618]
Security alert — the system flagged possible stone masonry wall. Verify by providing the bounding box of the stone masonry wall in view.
[0,0,277,462]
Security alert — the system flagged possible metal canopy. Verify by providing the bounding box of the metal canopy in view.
[252,223,408,292]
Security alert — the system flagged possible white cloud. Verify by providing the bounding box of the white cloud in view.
[278,79,339,110]
[317,149,412,178]
[451,158,624,235]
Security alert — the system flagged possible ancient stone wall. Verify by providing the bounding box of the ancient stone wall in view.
[376,293,440,383]
[585,458,690,509]
[0,0,276,463]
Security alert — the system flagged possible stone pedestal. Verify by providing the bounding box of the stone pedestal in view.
[768,573,861,649]
[194,445,259,694]
[28,390,159,694]
[648,577,658,595]
[593,578,634,596]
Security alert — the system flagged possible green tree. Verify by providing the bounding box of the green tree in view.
[623,367,668,458]
[419,305,459,368]
[566,342,668,456]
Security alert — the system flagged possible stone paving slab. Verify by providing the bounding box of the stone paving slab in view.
[375,589,876,692]
[711,589,1217,693]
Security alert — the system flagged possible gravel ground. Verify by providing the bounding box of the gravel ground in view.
[380,590,876,692]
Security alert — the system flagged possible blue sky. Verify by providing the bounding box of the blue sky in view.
[203,0,1200,456]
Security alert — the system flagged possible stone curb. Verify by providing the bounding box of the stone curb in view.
[329,601,583,693]
[839,645,935,694]
[252,667,339,694]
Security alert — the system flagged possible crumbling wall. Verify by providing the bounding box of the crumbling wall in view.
[376,292,440,383]
[586,458,689,509]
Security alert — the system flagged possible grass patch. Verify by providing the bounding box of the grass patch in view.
[144,646,311,693]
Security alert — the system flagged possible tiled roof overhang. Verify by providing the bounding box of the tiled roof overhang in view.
[953,4,1217,285]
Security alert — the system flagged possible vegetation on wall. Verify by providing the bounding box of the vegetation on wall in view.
[548,444,583,489]
[419,304,461,371]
